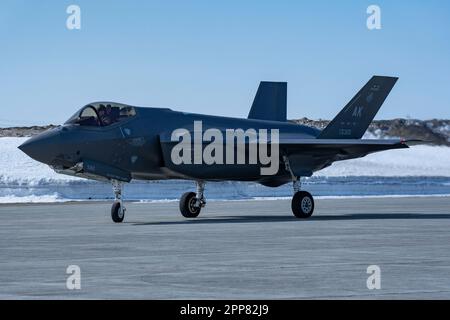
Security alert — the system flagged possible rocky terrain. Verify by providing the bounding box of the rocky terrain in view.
[1,119,449,146]
[292,118,450,146]
[0,125,59,138]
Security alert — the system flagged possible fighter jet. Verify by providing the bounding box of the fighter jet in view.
[19,76,414,222]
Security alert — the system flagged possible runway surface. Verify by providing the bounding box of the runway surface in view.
[1,196,450,299]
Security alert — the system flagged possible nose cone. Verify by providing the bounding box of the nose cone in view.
[19,129,61,165]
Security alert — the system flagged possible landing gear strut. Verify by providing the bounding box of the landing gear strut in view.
[284,156,315,218]
[111,179,125,223]
[180,181,206,218]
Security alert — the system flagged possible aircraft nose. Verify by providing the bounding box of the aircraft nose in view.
[18,129,61,165]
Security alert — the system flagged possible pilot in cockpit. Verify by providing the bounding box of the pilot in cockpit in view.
[97,104,111,126]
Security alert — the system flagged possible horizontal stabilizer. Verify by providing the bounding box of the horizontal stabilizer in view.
[248,81,287,122]
[280,138,409,177]
[274,136,408,151]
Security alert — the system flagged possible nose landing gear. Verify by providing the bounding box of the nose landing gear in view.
[111,179,125,223]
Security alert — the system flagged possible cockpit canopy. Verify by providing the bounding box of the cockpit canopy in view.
[65,102,136,127]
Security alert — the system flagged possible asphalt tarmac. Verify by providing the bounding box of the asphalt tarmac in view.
[1,196,450,299]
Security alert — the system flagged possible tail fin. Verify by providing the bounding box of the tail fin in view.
[248,81,287,122]
[318,76,398,139]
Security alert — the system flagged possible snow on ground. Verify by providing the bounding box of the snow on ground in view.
[1,137,450,203]
[0,137,81,185]
[2,137,449,184]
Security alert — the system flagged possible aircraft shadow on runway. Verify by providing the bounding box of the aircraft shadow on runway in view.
[131,213,450,226]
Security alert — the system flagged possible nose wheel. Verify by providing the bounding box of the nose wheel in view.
[111,179,125,223]
[180,181,206,218]
[111,201,125,223]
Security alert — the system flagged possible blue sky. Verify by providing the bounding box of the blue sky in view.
[1,0,449,126]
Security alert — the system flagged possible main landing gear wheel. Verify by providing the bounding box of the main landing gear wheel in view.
[291,191,314,218]
[111,201,125,223]
[283,156,315,219]
[179,181,206,218]
[180,192,201,218]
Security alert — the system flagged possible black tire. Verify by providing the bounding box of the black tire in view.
[291,191,314,218]
[180,192,201,218]
[111,201,125,223]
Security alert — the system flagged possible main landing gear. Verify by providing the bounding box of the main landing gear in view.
[179,181,206,218]
[290,178,314,218]
[111,179,126,223]
[284,157,315,218]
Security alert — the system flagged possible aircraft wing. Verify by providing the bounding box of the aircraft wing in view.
[159,130,420,177]
[159,130,418,158]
